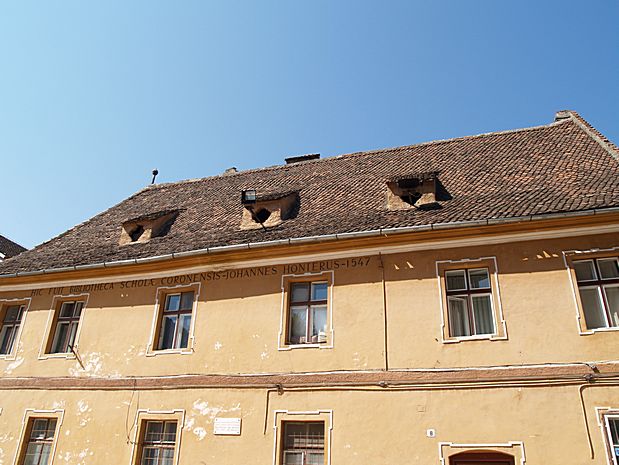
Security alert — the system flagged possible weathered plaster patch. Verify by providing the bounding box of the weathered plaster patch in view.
[4,356,24,374]
[260,345,269,360]
[193,426,207,441]
[214,342,223,350]
[69,352,105,377]
[76,400,92,427]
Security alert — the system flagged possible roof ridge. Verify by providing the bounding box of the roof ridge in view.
[146,117,570,190]
[561,110,619,162]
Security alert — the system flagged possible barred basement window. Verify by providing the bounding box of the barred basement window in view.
[287,282,328,345]
[281,422,325,465]
[19,418,57,465]
[157,291,194,350]
[445,268,495,337]
[137,420,178,465]
[0,303,25,355]
[574,258,619,329]
[48,301,84,354]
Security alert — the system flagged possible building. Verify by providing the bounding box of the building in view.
[0,110,618,465]
[0,235,26,261]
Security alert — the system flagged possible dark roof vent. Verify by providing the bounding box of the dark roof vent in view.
[285,153,320,164]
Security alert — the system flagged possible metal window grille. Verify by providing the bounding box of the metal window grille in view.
[139,420,178,465]
[20,417,57,465]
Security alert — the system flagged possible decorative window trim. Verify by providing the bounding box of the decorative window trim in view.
[129,409,185,465]
[38,294,89,360]
[0,297,31,361]
[272,410,333,465]
[596,406,619,465]
[563,247,619,335]
[278,271,334,351]
[436,257,507,343]
[438,441,525,465]
[13,408,64,465]
[146,283,200,356]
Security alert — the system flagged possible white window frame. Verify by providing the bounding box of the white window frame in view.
[13,408,64,465]
[0,297,31,361]
[38,294,89,361]
[272,410,333,465]
[563,247,619,336]
[128,409,185,465]
[146,283,200,356]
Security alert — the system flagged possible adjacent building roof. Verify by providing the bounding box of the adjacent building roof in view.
[0,235,27,260]
[1,110,618,276]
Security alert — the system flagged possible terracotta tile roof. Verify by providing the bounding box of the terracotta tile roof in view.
[1,111,618,276]
[0,235,27,260]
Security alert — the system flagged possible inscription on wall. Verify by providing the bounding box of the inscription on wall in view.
[28,257,372,297]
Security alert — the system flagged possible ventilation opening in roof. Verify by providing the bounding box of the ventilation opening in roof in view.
[386,172,441,211]
[240,191,299,230]
[253,208,272,223]
[120,210,180,246]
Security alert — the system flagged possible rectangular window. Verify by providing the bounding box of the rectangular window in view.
[445,268,495,337]
[287,282,328,345]
[49,301,84,354]
[606,416,619,464]
[158,291,194,350]
[20,417,57,465]
[281,422,325,465]
[0,304,25,355]
[138,420,178,465]
[574,258,619,330]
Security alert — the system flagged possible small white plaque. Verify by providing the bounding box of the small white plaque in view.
[214,417,241,435]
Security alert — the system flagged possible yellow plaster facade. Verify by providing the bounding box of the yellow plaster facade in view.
[1,221,618,464]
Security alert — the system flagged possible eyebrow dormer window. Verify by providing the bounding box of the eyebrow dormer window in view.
[240,190,299,230]
[120,210,179,245]
[386,172,440,210]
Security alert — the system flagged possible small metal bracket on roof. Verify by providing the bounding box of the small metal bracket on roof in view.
[151,169,159,184]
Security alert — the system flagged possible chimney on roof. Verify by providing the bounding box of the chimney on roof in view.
[223,167,238,175]
[285,153,320,164]
[554,110,572,122]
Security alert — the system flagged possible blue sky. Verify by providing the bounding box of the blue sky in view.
[1,1,618,248]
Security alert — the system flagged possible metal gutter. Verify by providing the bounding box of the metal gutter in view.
[2,207,619,279]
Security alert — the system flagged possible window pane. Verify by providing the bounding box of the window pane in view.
[448,297,470,337]
[46,419,57,439]
[609,418,619,444]
[307,452,324,465]
[145,421,163,441]
[180,292,194,310]
[177,315,191,348]
[574,261,597,281]
[311,282,328,301]
[469,269,490,289]
[67,322,79,349]
[472,295,494,335]
[24,444,45,465]
[159,316,177,349]
[31,419,49,438]
[291,283,310,303]
[605,287,619,327]
[73,302,84,317]
[164,294,180,312]
[446,270,466,291]
[289,307,307,343]
[311,306,327,343]
[599,259,619,279]
[60,302,75,318]
[4,305,21,322]
[163,422,177,442]
[579,288,607,329]
[51,323,69,353]
[0,325,15,354]
[161,448,175,465]
[284,451,303,465]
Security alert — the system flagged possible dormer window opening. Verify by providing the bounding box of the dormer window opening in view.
[240,190,299,230]
[120,210,180,246]
[387,172,441,210]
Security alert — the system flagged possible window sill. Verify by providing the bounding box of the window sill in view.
[145,347,193,357]
[279,343,332,351]
[443,333,502,344]
[38,352,77,361]
[580,326,619,335]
